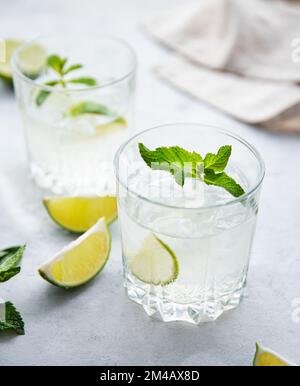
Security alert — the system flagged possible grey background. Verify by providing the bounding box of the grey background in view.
[0,0,299,366]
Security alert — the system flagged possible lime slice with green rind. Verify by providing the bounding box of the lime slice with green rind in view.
[253,343,298,366]
[0,39,22,82]
[129,235,179,286]
[96,116,127,134]
[0,39,46,82]
[38,218,111,288]
[43,196,118,233]
[18,42,47,78]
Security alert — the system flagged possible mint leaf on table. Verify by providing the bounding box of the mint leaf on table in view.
[0,245,25,282]
[138,143,245,197]
[0,267,21,283]
[0,301,25,335]
[69,101,115,117]
[138,143,203,186]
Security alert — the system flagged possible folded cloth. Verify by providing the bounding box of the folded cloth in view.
[146,0,300,132]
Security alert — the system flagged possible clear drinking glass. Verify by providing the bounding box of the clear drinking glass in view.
[12,35,136,195]
[115,123,265,324]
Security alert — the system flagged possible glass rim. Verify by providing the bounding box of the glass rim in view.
[114,123,266,211]
[11,34,137,93]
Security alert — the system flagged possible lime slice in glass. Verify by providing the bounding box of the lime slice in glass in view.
[18,42,47,78]
[96,117,127,135]
[129,235,179,286]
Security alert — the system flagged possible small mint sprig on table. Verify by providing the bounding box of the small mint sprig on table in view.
[0,301,25,335]
[36,54,97,106]
[138,144,245,198]
[0,245,26,335]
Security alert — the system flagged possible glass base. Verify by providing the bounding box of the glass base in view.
[29,162,115,195]
[125,273,245,325]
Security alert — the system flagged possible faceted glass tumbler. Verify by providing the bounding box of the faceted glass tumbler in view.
[12,35,137,195]
[114,124,265,324]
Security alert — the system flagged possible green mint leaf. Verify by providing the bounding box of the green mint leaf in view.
[0,267,21,283]
[0,245,25,282]
[204,169,245,197]
[204,145,232,172]
[69,101,115,117]
[35,79,61,106]
[138,143,203,186]
[36,55,97,108]
[0,301,25,335]
[0,245,25,273]
[47,55,67,75]
[36,90,51,106]
[44,80,60,87]
[68,77,97,86]
[62,63,83,75]
[138,143,245,197]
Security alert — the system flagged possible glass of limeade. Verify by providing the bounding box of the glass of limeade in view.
[115,123,265,324]
[12,35,136,195]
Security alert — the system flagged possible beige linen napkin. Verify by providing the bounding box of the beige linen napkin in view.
[146,0,300,132]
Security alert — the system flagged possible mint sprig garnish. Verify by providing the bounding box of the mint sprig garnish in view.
[0,245,26,335]
[138,144,245,198]
[0,245,25,282]
[139,144,203,186]
[36,54,97,106]
[0,301,25,335]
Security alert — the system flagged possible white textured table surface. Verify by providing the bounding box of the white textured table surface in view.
[1,0,300,366]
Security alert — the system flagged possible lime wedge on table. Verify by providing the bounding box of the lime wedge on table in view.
[0,39,46,81]
[43,196,118,233]
[129,235,179,286]
[253,343,298,366]
[38,218,111,288]
[0,39,22,81]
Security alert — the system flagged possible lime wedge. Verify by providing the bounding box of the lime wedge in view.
[129,235,179,286]
[0,39,22,81]
[17,42,46,78]
[96,117,127,135]
[43,196,118,233]
[0,39,46,82]
[253,343,298,366]
[38,218,111,288]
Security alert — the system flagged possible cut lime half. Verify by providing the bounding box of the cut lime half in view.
[129,235,179,286]
[43,196,118,233]
[253,343,298,366]
[38,218,111,288]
